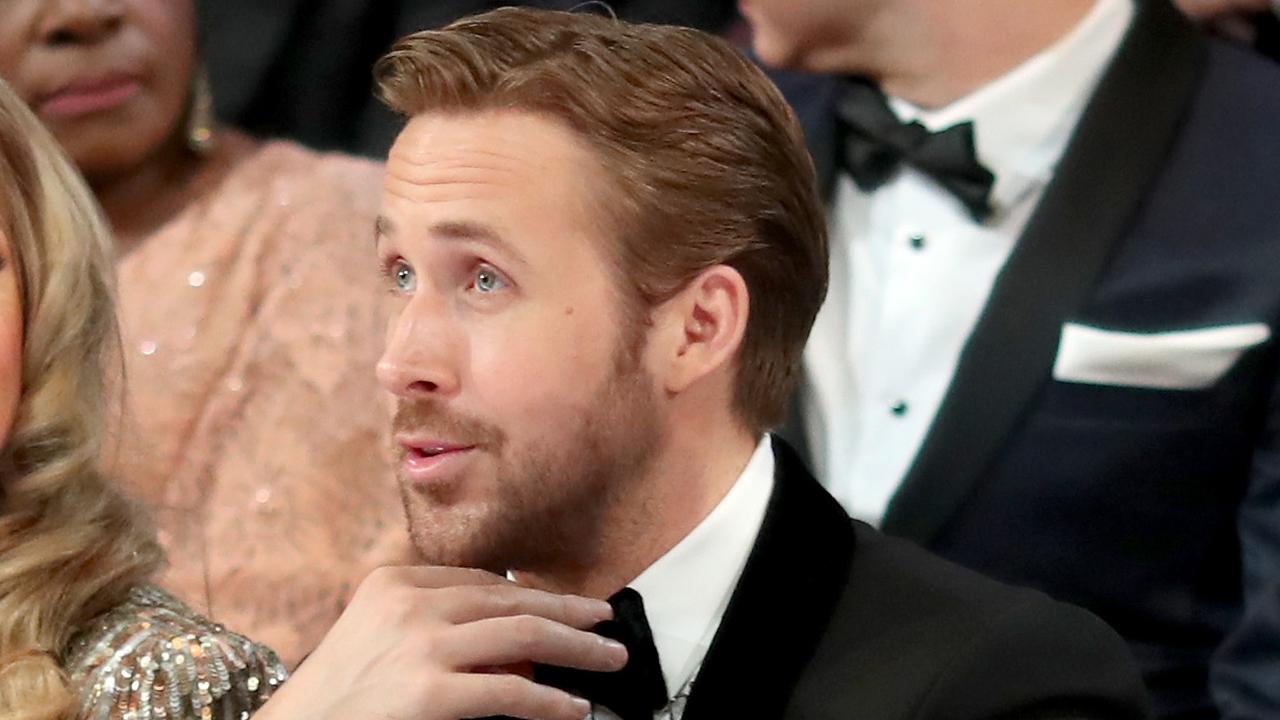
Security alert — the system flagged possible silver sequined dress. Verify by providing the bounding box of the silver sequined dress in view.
[65,585,288,720]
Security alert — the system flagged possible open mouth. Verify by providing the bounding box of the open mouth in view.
[406,444,474,459]
[397,440,478,485]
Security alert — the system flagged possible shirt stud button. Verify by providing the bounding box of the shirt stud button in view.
[890,400,909,417]
[908,233,926,250]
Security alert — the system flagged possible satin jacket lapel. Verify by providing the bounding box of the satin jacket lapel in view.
[881,0,1207,543]
[682,438,854,720]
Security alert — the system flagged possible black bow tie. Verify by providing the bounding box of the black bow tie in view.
[492,588,667,720]
[835,78,996,222]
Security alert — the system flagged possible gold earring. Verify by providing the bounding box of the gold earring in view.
[186,68,215,156]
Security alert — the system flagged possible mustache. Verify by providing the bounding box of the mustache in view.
[392,401,506,449]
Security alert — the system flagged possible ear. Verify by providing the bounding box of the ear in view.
[649,265,750,395]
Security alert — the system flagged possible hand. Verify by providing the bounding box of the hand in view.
[253,566,627,720]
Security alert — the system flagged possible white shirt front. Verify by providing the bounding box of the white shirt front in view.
[803,0,1134,523]
[593,435,776,719]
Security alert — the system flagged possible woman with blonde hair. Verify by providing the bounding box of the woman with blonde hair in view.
[0,75,284,719]
[0,0,412,666]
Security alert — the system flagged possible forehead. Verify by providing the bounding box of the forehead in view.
[383,110,610,224]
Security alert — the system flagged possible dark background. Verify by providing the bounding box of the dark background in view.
[198,0,739,157]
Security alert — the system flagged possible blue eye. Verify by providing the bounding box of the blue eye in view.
[392,261,416,293]
[473,266,506,294]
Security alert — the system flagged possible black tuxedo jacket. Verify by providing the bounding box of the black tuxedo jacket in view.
[675,438,1148,719]
[770,2,1280,717]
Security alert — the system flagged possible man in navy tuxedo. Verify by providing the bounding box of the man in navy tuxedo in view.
[742,0,1280,716]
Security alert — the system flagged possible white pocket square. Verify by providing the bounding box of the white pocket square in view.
[1052,322,1272,390]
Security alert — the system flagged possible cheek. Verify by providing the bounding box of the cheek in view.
[0,6,46,100]
[126,1,196,131]
[0,299,22,449]
[470,304,618,424]
[134,0,196,56]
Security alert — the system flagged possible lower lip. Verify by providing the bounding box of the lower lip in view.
[401,447,476,487]
[39,78,141,119]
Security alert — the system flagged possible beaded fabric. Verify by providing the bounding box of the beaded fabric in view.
[65,585,287,720]
[109,138,413,667]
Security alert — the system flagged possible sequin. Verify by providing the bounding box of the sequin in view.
[66,586,287,720]
[139,341,158,356]
[187,271,206,288]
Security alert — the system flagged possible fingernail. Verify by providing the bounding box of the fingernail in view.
[585,599,613,620]
[600,637,626,652]
[571,695,591,716]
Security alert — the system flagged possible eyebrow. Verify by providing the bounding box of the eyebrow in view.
[374,215,528,267]
[374,215,394,243]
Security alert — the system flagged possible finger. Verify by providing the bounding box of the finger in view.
[436,583,613,628]
[439,615,629,672]
[445,672,592,720]
[372,564,514,589]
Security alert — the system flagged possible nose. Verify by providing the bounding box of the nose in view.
[40,0,125,46]
[376,300,463,401]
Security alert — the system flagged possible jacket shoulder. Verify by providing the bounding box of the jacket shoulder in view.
[794,524,1150,719]
[67,586,287,720]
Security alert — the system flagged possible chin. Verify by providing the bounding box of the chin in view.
[749,33,801,70]
[407,508,492,568]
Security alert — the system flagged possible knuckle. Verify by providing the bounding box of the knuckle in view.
[489,586,522,615]
[412,670,446,705]
[511,614,545,650]
[553,593,576,621]
[496,673,537,705]
[367,565,398,586]
[359,566,403,597]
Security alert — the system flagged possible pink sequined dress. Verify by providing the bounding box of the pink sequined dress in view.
[108,140,414,668]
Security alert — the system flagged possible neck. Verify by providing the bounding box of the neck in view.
[810,0,1098,108]
[88,129,256,251]
[514,414,759,599]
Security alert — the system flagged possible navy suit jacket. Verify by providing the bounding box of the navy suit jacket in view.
[772,2,1280,717]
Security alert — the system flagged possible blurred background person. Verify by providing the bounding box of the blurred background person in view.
[197,0,739,157]
[0,74,284,719]
[0,0,413,667]
[744,0,1280,716]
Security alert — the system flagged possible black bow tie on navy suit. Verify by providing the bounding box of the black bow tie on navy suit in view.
[492,587,668,720]
[835,78,996,222]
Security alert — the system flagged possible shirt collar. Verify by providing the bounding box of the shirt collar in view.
[629,435,776,695]
[887,0,1134,216]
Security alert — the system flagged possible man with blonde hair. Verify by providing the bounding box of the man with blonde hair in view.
[258,9,1150,719]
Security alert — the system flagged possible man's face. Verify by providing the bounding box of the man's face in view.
[376,110,662,575]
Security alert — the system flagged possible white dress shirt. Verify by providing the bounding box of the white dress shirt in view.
[803,0,1134,524]
[592,435,775,719]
